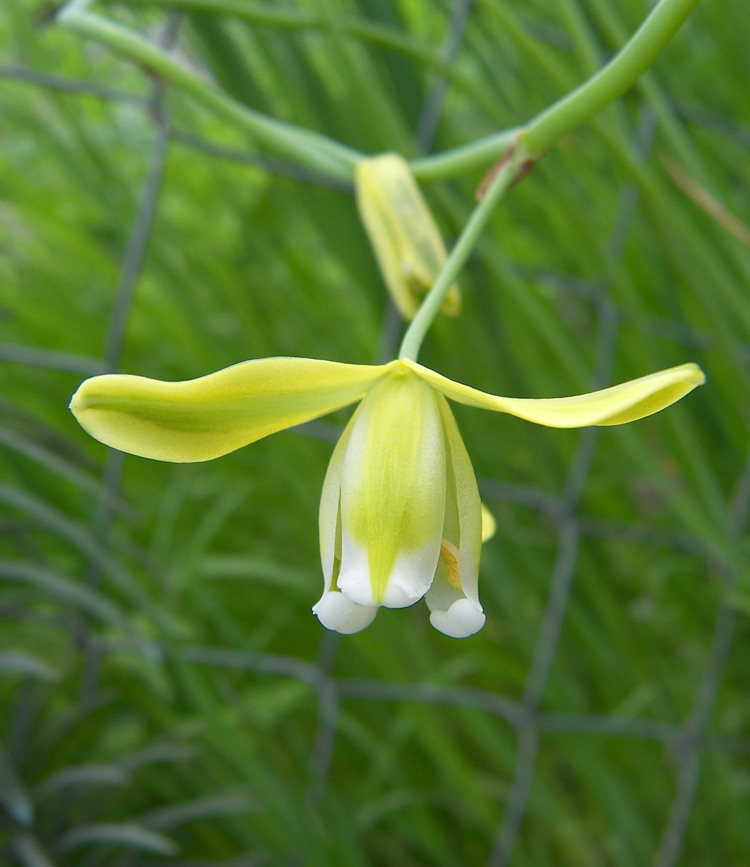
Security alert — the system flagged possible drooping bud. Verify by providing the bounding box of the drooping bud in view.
[355,153,461,320]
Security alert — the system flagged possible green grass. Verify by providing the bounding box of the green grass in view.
[2,0,750,864]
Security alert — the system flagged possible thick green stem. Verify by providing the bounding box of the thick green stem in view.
[520,0,700,155]
[414,0,699,178]
[411,0,700,179]
[401,0,700,358]
[58,0,701,362]
[399,145,528,361]
[57,7,363,181]
[58,0,699,184]
[409,129,519,183]
[107,0,498,115]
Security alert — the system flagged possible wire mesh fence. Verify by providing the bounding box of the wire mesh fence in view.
[2,1,750,865]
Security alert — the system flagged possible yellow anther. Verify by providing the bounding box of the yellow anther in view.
[440,539,462,589]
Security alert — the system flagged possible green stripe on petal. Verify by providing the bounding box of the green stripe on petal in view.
[337,371,446,607]
[70,357,394,462]
[407,361,705,429]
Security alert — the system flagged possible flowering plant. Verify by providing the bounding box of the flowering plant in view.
[71,357,703,636]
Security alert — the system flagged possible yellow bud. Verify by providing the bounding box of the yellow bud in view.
[480,504,497,543]
[355,153,461,320]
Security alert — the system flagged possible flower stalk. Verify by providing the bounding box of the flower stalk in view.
[57,3,362,181]
[59,0,700,183]
[398,143,529,362]
[519,0,701,157]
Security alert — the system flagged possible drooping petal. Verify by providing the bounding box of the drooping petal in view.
[318,414,352,597]
[425,396,485,638]
[70,358,395,462]
[314,413,378,634]
[407,361,705,428]
[336,371,446,608]
[312,591,378,635]
[356,153,460,320]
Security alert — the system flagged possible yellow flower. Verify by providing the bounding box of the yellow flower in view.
[70,357,704,637]
[356,153,461,320]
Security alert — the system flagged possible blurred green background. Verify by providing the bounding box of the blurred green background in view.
[2,0,750,864]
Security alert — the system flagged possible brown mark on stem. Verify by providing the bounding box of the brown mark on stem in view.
[476,139,545,202]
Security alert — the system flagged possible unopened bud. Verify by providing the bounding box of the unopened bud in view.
[356,153,460,320]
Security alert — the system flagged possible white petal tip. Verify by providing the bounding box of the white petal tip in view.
[337,552,436,610]
[313,591,377,635]
[337,569,376,607]
[429,599,486,638]
[381,578,425,609]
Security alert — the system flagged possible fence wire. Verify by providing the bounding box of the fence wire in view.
[1,2,748,865]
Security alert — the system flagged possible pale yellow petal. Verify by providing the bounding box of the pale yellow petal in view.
[70,357,394,462]
[319,412,356,593]
[407,361,705,428]
[426,396,485,638]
